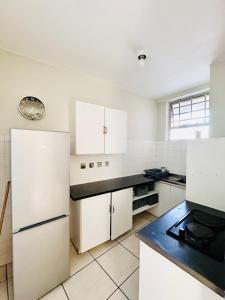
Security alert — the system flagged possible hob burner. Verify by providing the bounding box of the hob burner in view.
[167,209,225,261]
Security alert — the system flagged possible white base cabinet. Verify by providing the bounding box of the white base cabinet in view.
[150,182,185,217]
[70,188,133,253]
[111,188,133,240]
[70,193,111,253]
[139,241,221,300]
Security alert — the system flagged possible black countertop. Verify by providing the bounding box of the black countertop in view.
[70,174,154,201]
[137,201,225,297]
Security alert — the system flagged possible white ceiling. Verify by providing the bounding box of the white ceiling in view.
[0,0,225,99]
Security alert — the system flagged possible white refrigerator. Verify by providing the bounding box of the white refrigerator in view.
[11,129,70,300]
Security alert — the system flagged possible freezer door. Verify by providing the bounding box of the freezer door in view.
[11,129,70,232]
[13,216,70,300]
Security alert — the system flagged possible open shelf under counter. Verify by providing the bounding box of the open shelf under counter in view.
[133,190,158,202]
[133,203,159,215]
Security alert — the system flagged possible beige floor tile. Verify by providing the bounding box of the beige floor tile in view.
[97,244,139,286]
[89,239,118,258]
[7,278,14,300]
[0,265,6,283]
[120,233,140,258]
[40,285,67,300]
[0,281,8,300]
[132,214,149,230]
[64,261,117,300]
[120,269,139,300]
[108,289,127,300]
[116,228,136,242]
[141,211,156,222]
[70,243,94,275]
[7,263,13,279]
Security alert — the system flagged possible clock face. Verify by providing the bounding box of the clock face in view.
[18,96,45,120]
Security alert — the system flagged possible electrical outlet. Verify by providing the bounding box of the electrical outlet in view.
[105,161,109,167]
[80,163,86,169]
[89,162,94,168]
[97,161,102,167]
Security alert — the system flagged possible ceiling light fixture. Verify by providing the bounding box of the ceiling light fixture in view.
[137,51,148,67]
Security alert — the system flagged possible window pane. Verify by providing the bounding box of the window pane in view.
[172,103,179,108]
[192,96,205,104]
[206,101,209,109]
[180,100,191,106]
[180,112,191,120]
[192,102,205,111]
[172,107,179,114]
[192,110,205,119]
[180,105,191,113]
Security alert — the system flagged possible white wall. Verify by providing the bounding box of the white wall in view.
[0,49,157,266]
[154,141,187,175]
[210,61,225,137]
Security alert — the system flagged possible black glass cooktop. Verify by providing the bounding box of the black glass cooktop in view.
[167,209,225,261]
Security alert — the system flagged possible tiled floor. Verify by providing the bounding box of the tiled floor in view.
[0,212,156,300]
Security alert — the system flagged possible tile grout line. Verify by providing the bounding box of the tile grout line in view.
[118,241,140,260]
[61,283,70,300]
[118,266,139,288]
[106,287,129,300]
[89,247,139,300]
[88,249,130,299]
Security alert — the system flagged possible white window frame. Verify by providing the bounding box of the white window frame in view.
[168,92,210,140]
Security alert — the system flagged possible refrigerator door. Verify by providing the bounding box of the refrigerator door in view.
[11,129,70,232]
[13,216,70,300]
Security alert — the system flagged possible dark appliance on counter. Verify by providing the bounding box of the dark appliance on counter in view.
[167,209,225,261]
[144,168,169,180]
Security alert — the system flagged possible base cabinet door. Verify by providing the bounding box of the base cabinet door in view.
[111,188,133,240]
[150,182,171,217]
[170,185,186,207]
[71,193,111,253]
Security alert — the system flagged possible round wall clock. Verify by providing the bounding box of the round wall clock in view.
[18,96,45,120]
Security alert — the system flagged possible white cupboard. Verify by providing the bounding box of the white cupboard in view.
[70,193,111,253]
[70,187,133,253]
[75,101,105,154]
[105,107,127,154]
[75,101,127,154]
[111,188,133,239]
[150,182,185,217]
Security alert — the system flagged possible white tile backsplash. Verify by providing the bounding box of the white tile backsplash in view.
[154,140,187,175]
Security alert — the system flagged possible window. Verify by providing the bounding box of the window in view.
[169,93,209,140]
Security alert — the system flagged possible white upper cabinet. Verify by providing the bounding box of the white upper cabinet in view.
[75,101,105,154]
[105,108,127,154]
[75,101,127,154]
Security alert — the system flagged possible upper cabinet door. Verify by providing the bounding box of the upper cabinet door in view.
[75,101,105,154]
[105,108,127,154]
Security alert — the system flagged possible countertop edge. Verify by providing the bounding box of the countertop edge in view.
[136,230,225,298]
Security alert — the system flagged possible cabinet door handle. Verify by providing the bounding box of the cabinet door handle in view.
[112,205,115,213]
[103,126,108,135]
